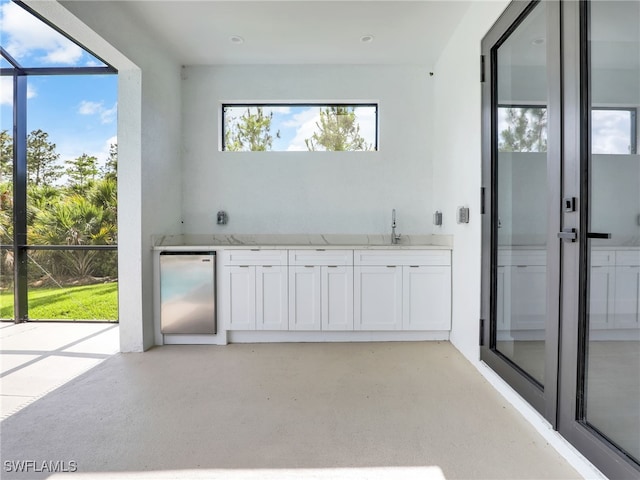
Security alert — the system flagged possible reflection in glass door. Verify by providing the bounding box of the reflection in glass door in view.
[484,0,640,476]
[582,0,640,465]
[494,1,549,386]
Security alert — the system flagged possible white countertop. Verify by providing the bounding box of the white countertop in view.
[153,234,453,251]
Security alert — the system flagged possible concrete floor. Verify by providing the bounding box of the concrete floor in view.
[0,327,582,480]
[0,322,119,419]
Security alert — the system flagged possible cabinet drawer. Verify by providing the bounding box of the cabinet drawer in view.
[289,249,353,266]
[354,250,450,266]
[222,249,287,266]
[591,250,614,267]
[497,250,546,267]
[615,250,640,267]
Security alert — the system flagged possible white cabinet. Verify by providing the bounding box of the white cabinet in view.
[403,265,451,330]
[354,250,451,331]
[222,250,288,330]
[322,265,354,330]
[289,266,322,330]
[226,266,256,330]
[256,266,288,330]
[496,249,546,333]
[510,265,547,331]
[613,250,640,329]
[589,251,615,330]
[613,266,640,328]
[223,248,452,334]
[288,250,353,331]
[355,265,403,330]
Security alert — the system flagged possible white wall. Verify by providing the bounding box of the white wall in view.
[181,65,435,236]
[432,0,510,365]
[33,0,185,351]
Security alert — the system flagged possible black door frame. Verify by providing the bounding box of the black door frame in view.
[482,1,640,478]
[480,0,562,426]
[557,1,640,477]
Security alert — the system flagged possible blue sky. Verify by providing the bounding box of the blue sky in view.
[0,0,117,175]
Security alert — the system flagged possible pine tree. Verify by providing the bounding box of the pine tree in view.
[499,107,547,153]
[225,107,279,151]
[305,106,371,151]
[101,143,117,181]
[27,129,63,186]
[65,154,99,192]
[0,130,13,182]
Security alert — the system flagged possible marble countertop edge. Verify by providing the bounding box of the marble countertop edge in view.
[152,233,453,251]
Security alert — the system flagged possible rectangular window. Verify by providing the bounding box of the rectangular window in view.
[592,107,637,154]
[222,104,378,152]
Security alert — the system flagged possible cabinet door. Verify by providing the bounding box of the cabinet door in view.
[322,265,354,331]
[402,266,451,330]
[225,266,256,330]
[509,265,546,332]
[289,266,321,330]
[614,266,640,329]
[589,265,615,330]
[354,266,402,330]
[256,266,288,330]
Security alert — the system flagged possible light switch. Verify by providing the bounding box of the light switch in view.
[433,211,443,226]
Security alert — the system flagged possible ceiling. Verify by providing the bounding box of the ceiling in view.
[117,1,472,66]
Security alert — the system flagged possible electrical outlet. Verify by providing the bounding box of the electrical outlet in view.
[457,206,470,224]
[433,211,443,226]
[217,210,228,225]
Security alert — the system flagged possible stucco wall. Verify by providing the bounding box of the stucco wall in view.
[432,0,510,364]
[181,65,436,236]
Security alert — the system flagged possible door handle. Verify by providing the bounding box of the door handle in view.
[558,228,577,242]
[587,232,612,239]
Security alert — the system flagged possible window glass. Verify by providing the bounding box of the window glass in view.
[222,104,378,152]
[592,108,637,154]
[497,106,548,153]
[0,0,108,68]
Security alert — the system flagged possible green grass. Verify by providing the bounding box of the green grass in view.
[0,282,118,321]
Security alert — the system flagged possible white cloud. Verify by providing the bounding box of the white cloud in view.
[100,103,117,125]
[1,2,83,65]
[0,76,36,105]
[355,106,377,148]
[592,110,632,154]
[77,100,117,125]
[78,100,103,115]
[285,108,322,151]
[105,136,118,148]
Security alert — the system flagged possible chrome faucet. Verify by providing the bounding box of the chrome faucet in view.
[391,209,401,244]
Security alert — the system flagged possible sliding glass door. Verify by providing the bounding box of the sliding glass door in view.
[482,1,639,477]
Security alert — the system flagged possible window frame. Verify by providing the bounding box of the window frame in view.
[221,102,379,152]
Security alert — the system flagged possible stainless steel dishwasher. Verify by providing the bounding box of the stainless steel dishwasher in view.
[160,251,216,334]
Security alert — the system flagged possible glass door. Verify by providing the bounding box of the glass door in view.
[483,0,640,476]
[481,0,561,422]
[578,0,640,471]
